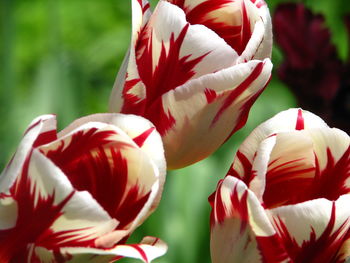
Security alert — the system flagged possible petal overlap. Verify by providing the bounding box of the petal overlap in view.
[210,108,350,263]
[110,0,273,169]
[0,113,167,263]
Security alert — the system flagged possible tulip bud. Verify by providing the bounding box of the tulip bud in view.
[0,113,167,262]
[210,108,350,263]
[110,0,273,169]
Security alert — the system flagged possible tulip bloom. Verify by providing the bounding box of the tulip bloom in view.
[0,113,167,262]
[110,0,273,169]
[210,108,350,263]
[274,3,350,134]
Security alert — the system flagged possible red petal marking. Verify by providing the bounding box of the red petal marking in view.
[121,78,144,114]
[255,234,290,263]
[0,154,75,262]
[128,244,149,263]
[263,157,316,209]
[308,146,350,201]
[43,129,151,229]
[32,130,57,148]
[211,180,249,235]
[123,23,209,135]
[133,127,155,147]
[169,0,253,54]
[23,119,41,136]
[263,146,350,209]
[136,0,150,14]
[227,151,256,186]
[274,202,350,263]
[22,118,57,148]
[212,61,264,125]
[223,75,270,141]
[204,88,217,104]
[295,108,305,130]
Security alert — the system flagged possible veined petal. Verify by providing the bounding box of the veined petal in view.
[166,0,269,57]
[0,115,57,193]
[39,236,167,263]
[57,113,166,180]
[113,1,238,116]
[305,128,350,201]
[258,131,316,208]
[57,113,166,220]
[268,195,350,262]
[210,176,289,263]
[0,150,117,262]
[162,59,272,169]
[228,109,327,183]
[40,122,162,237]
[109,0,152,113]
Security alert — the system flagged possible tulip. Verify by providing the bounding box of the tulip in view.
[210,108,350,263]
[0,113,167,262]
[110,0,273,169]
[274,3,350,134]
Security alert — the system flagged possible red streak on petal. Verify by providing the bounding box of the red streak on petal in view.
[274,202,350,263]
[133,127,155,148]
[128,244,148,263]
[23,119,41,136]
[0,154,75,261]
[123,22,210,135]
[308,146,350,201]
[255,234,290,263]
[212,180,249,235]
[295,108,305,130]
[121,78,144,115]
[170,0,253,54]
[227,151,255,186]
[240,1,253,55]
[44,129,152,230]
[212,61,264,125]
[33,130,57,148]
[204,88,217,104]
[224,75,270,141]
[263,146,350,208]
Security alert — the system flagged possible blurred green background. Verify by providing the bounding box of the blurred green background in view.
[0,0,348,262]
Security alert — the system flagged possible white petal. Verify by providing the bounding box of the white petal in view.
[162,59,272,168]
[0,115,56,192]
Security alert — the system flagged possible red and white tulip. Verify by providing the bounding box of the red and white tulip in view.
[210,108,350,263]
[0,113,167,262]
[109,0,273,169]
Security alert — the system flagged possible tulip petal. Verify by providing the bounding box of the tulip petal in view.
[252,131,316,208]
[305,128,350,201]
[57,113,166,180]
[0,150,117,262]
[166,0,271,58]
[161,58,272,168]
[227,108,327,184]
[111,1,238,114]
[40,121,163,241]
[210,176,289,263]
[33,236,167,263]
[0,115,57,193]
[110,0,152,113]
[268,195,350,262]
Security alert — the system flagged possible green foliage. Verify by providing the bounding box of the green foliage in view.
[0,0,346,262]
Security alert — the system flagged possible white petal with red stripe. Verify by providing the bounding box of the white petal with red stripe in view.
[162,58,272,168]
[40,122,163,238]
[210,176,289,263]
[228,108,328,183]
[268,195,350,262]
[41,236,167,263]
[0,115,57,192]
